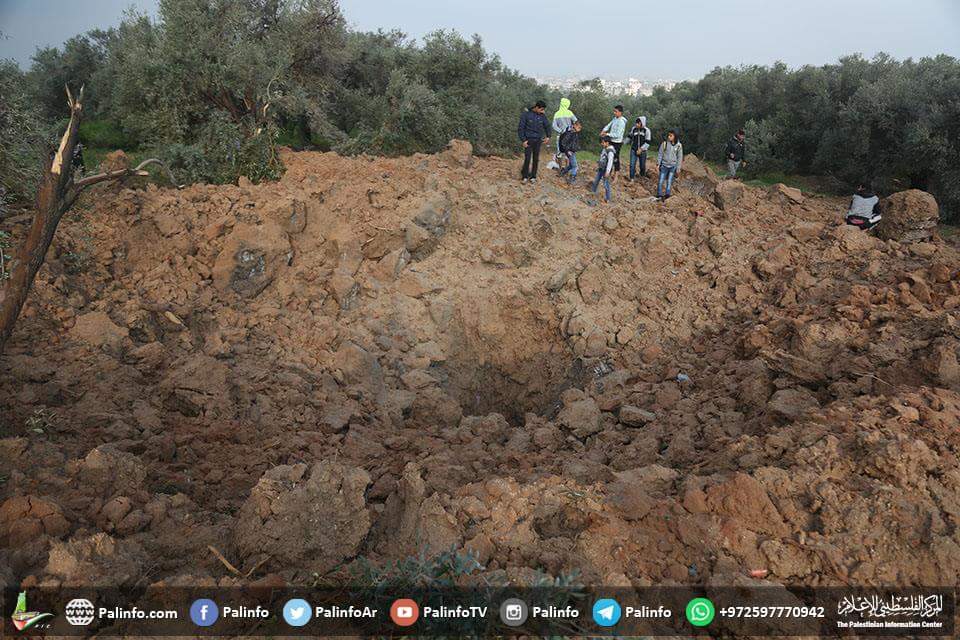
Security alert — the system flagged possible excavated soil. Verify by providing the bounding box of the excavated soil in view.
[1,143,960,591]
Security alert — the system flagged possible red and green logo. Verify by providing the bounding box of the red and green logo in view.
[11,591,54,631]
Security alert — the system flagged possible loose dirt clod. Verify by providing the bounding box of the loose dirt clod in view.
[876,188,940,243]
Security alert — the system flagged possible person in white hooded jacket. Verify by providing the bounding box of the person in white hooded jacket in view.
[628,116,651,179]
[845,183,882,230]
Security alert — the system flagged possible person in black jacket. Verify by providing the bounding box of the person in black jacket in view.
[724,129,746,177]
[517,100,551,182]
[558,120,582,184]
[628,116,651,179]
[71,142,86,174]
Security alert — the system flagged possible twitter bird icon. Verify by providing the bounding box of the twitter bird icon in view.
[283,599,312,627]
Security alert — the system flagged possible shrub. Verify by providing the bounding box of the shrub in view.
[160,114,283,185]
[79,119,135,150]
[350,545,482,589]
[0,60,54,211]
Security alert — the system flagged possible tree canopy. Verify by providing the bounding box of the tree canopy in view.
[1,0,957,220]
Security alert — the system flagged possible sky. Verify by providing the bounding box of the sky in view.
[1,0,959,79]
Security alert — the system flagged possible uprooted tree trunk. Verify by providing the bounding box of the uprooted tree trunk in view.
[0,87,173,355]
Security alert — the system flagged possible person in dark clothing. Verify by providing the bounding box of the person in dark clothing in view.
[628,116,651,179]
[71,143,85,174]
[517,100,552,182]
[724,129,746,177]
[558,120,582,183]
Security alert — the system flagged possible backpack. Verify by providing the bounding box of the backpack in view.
[559,130,579,154]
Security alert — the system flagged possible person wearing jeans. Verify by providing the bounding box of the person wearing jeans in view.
[658,164,677,199]
[558,121,582,183]
[517,100,551,182]
[565,153,579,180]
[552,97,578,157]
[724,128,747,177]
[628,116,651,179]
[600,105,627,174]
[656,129,683,200]
[591,136,616,202]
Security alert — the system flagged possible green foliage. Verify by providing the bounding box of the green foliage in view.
[0,230,12,280]
[79,119,135,150]
[741,118,787,175]
[160,113,284,184]
[349,545,482,589]
[26,31,112,120]
[327,29,543,156]
[0,60,54,212]
[93,0,343,181]
[5,2,958,221]
[275,122,311,149]
[631,54,960,220]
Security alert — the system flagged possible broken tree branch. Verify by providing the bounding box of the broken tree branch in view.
[72,158,180,190]
[0,86,175,355]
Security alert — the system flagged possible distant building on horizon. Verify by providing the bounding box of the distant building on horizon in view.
[536,75,679,96]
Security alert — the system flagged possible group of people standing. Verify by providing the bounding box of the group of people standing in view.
[519,101,880,233]
[517,99,710,203]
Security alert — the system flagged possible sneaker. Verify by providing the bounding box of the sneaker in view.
[529,178,537,183]
[521,178,528,183]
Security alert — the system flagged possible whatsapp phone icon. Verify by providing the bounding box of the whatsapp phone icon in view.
[685,597,715,627]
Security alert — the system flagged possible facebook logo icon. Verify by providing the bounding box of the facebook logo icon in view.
[190,599,219,626]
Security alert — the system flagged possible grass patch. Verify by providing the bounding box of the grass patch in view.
[576,150,599,166]
[704,159,837,196]
[79,119,136,150]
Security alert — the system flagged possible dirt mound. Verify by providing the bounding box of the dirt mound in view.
[677,153,718,198]
[99,150,131,173]
[877,189,940,243]
[1,141,959,589]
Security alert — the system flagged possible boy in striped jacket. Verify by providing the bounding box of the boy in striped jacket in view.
[591,136,616,202]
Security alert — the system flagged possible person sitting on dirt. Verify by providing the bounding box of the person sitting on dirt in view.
[591,135,616,202]
[628,116,651,180]
[552,97,578,161]
[845,182,883,230]
[518,100,552,183]
[600,105,628,174]
[558,121,582,184]
[724,129,747,178]
[656,129,683,200]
